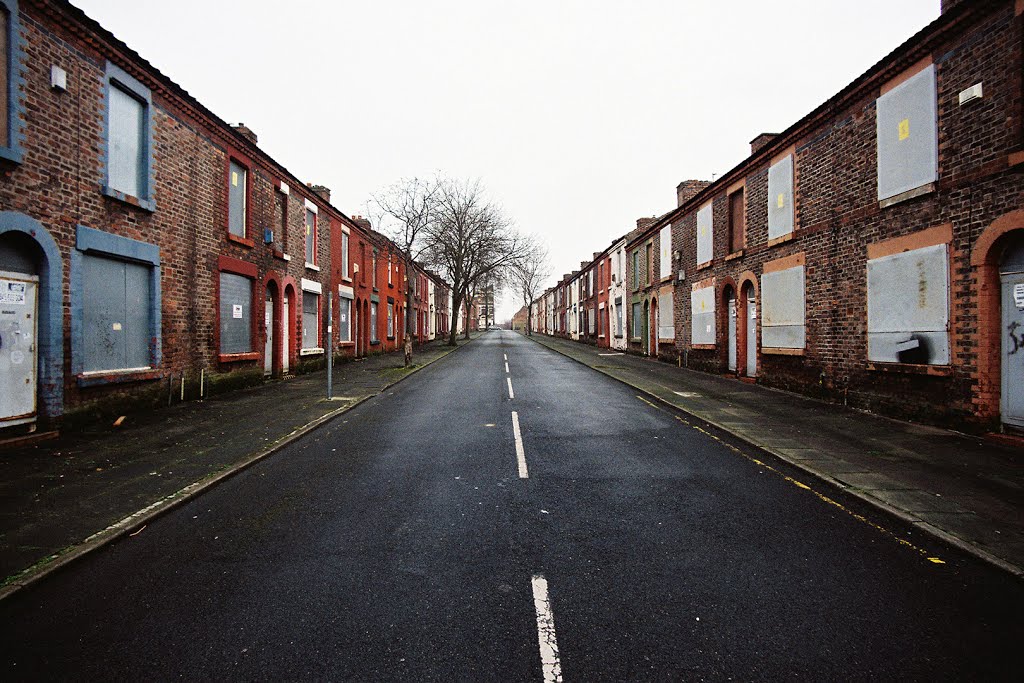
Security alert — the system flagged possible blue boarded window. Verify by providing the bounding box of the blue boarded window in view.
[103,63,154,211]
[72,226,162,378]
[0,0,24,164]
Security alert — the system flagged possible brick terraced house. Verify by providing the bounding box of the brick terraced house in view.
[0,0,448,432]
[535,0,1024,432]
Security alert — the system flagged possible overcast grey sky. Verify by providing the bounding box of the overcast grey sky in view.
[73,0,939,321]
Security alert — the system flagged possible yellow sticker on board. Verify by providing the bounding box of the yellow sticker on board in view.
[231,171,238,187]
[898,118,910,141]
[777,193,785,209]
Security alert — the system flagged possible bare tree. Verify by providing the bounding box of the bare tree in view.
[371,176,438,366]
[423,178,528,346]
[509,236,549,336]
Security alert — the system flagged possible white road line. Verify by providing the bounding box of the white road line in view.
[512,411,528,478]
[504,353,508,361]
[507,377,515,400]
[531,574,563,683]
[505,361,510,373]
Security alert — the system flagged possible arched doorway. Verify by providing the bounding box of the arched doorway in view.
[0,213,63,427]
[283,284,296,374]
[649,296,658,357]
[1000,235,1024,427]
[724,285,737,373]
[263,282,278,376]
[740,278,757,377]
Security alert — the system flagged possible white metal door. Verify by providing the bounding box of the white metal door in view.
[282,294,290,374]
[264,297,273,375]
[727,295,737,372]
[746,296,757,377]
[0,272,39,425]
[1001,272,1024,427]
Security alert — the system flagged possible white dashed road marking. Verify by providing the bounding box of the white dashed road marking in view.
[512,411,528,479]
[505,361,510,373]
[507,377,515,400]
[531,574,563,682]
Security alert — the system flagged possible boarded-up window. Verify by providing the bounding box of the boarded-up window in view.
[761,266,805,349]
[877,65,938,201]
[0,9,9,149]
[305,209,316,264]
[370,302,379,342]
[615,297,623,336]
[728,190,744,253]
[108,84,146,199]
[696,203,713,266]
[632,251,640,289]
[658,292,674,340]
[302,291,319,350]
[339,297,351,342]
[691,286,715,345]
[646,243,653,284]
[219,272,252,354]
[632,302,642,338]
[83,254,152,371]
[387,300,395,337]
[867,244,948,364]
[589,307,596,334]
[659,225,672,280]
[767,155,794,239]
[228,161,246,238]
[275,191,288,252]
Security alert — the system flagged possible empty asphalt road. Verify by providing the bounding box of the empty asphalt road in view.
[2,329,1022,680]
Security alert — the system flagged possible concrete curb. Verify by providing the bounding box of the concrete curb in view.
[0,338,474,602]
[527,334,1024,580]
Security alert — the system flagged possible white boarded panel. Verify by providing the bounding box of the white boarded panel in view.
[696,204,713,266]
[658,291,674,340]
[867,243,949,364]
[659,225,672,280]
[877,65,938,201]
[761,266,805,349]
[691,286,715,345]
[767,155,794,240]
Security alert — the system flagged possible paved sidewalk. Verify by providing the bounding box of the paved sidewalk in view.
[529,333,1024,577]
[0,335,477,589]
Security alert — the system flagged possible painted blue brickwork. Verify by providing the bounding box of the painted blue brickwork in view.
[0,212,63,418]
[100,62,156,212]
[71,226,161,380]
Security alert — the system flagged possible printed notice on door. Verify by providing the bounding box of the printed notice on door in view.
[1014,283,1024,310]
[233,304,243,319]
[0,280,26,305]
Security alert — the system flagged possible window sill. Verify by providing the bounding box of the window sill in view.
[219,352,259,363]
[227,233,254,248]
[272,249,287,260]
[696,261,713,272]
[725,250,745,261]
[767,233,795,248]
[102,185,156,212]
[77,368,161,388]
[305,263,320,272]
[342,276,352,283]
[338,341,355,346]
[866,361,952,376]
[300,347,324,356]
[0,145,23,165]
[387,335,395,341]
[762,347,805,356]
[879,183,935,209]
[691,343,715,350]
[282,254,292,262]
[370,340,381,346]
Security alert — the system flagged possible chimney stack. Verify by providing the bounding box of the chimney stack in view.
[351,215,372,232]
[676,180,711,208]
[940,0,966,13]
[309,184,331,204]
[232,123,257,144]
[749,132,780,155]
[636,216,659,231]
